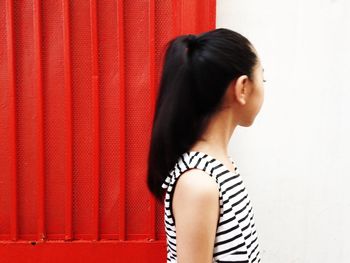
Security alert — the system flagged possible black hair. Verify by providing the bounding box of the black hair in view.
[146,28,258,202]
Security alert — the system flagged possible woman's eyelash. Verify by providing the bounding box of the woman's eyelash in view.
[263,79,267,83]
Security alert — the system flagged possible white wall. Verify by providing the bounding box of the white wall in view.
[217,0,350,262]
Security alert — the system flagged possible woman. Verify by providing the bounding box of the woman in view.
[147,28,264,263]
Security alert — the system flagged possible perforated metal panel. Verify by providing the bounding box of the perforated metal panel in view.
[0,0,216,261]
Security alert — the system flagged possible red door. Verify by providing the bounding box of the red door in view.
[0,0,216,262]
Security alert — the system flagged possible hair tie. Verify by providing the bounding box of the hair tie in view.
[186,34,198,53]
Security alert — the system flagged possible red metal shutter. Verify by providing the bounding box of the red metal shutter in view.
[0,0,216,262]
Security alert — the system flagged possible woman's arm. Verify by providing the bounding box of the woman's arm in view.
[172,169,220,263]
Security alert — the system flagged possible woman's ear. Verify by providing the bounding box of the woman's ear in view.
[235,75,249,105]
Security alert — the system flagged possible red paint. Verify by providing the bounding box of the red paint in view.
[61,0,74,241]
[0,241,166,262]
[0,0,215,261]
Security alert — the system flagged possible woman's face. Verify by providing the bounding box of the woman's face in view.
[248,59,265,124]
[233,58,265,127]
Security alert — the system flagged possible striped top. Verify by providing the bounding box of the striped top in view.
[161,151,261,263]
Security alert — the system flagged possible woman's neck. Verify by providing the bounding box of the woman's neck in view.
[190,107,238,159]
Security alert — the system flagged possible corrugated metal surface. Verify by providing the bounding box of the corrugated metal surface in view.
[0,0,215,261]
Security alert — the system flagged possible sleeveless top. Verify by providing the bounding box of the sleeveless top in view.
[161,151,262,263]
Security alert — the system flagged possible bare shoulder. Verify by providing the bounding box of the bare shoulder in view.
[172,168,220,221]
[173,169,219,202]
[172,169,220,262]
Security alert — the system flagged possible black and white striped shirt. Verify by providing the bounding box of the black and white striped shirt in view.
[161,151,261,263]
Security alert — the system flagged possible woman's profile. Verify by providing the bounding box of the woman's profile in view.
[147,28,264,263]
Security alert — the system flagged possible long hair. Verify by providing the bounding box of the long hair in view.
[147,28,257,202]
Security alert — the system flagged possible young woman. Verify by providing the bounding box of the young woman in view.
[147,28,264,263]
